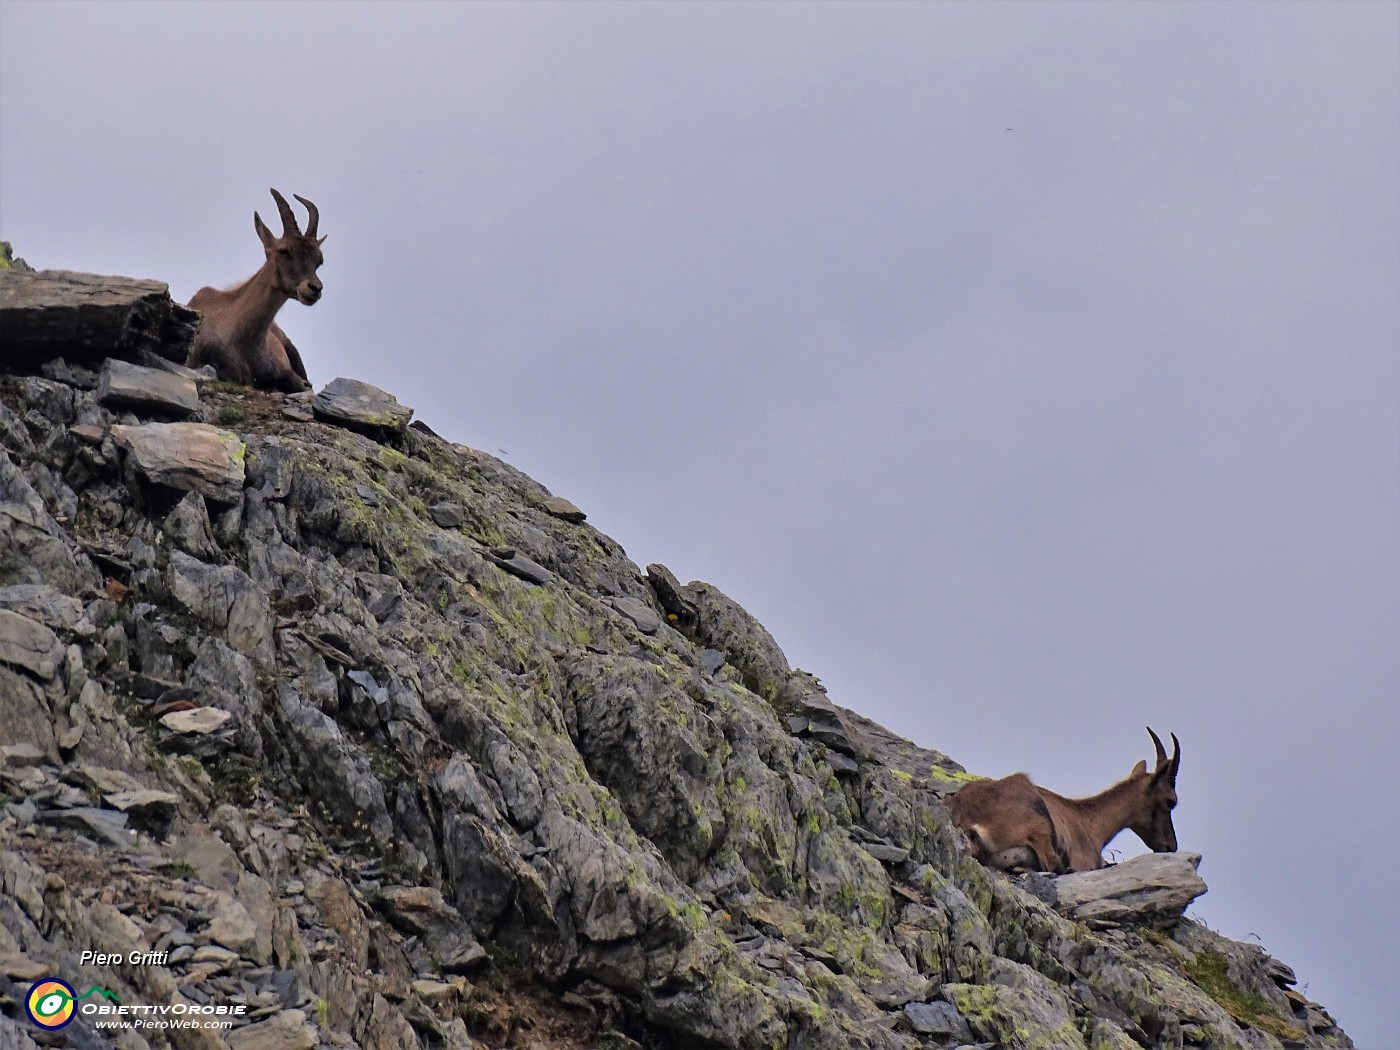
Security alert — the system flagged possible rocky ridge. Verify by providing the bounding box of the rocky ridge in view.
[0,268,1351,1049]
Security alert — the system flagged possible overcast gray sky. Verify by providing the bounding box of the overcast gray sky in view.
[3,1,1396,1041]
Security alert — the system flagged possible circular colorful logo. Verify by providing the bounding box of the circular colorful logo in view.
[26,979,77,1029]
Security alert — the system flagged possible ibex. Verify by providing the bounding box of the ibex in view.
[186,189,325,392]
[948,728,1181,874]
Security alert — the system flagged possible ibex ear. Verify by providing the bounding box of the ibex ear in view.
[316,235,327,246]
[1130,760,1147,777]
[254,212,276,248]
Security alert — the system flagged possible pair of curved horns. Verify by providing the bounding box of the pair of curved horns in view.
[1147,727,1181,782]
[269,188,319,239]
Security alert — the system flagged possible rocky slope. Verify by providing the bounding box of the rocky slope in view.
[0,269,1352,1049]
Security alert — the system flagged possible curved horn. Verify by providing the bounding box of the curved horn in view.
[269,188,300,236]
[294,194,319,239]
[1169,732,1181,782]
[1147,727,1168,769]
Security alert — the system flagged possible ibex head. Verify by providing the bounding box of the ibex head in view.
[1126,727,1181,853]
[254,188,325,306]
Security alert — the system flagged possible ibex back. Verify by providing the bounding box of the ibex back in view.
[187,188,325,392]
[948,728,1181,874]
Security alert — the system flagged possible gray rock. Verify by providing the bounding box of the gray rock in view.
[0,609,63,679]
[110,421,246,503]
[645,562,698,630]
[373,886,488,973]
[428,501,464,528]
[135,347,211,384]
[273,682,392,841]
[0,492,103,595]
[904,1000,969,1038]
[1265,956,1298,987]
[861,842,911,864]
[1,743,47,768]
[204,892,259,956]
[162,492,220,558]
[102,788,181,812]
[0,268,199,370]
[687,579,792,704]
[542,495,586,522]
[484,547,553,585]
[36,806,133,848]
[281,402,313,422]
[168,550,272,656]
[266,969,308,1009]
[38,359,96,388]
[159,707,233,734]
[346,668,390,726]
[1052,851,1208,927]
[0,669,59,762]
[72,764,143,794]
[0,584,91,635]
[192,945,239,965]
[97,358,200,417]
[825,752,860,775]
[0,952,49,982]
[610,595,661,634]
[789,688,864,757]
[102,789,180,836]
[312,377,413,434]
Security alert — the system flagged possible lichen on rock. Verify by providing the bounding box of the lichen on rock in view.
[0,294,1354,1050]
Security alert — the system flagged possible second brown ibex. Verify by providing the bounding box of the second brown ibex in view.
[186,188,325,392]
[948,728,1182,874]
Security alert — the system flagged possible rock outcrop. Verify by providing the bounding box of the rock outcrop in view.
[0,273,1351,1050]
[0,268,199,372]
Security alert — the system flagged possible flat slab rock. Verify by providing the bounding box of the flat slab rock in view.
[0,583,92,636]
[542,495,586,522]
[111,422,246,503]
[160,707,233,734]
[607,595,661,634]
[1023,851,1208,928]
[312,377,413,434]
[0,268,199,371]
[485,547,553,586]
[97,358,201,417]
[0,609,64,680]
[903,1000,970,1039]
[102,788,181,813]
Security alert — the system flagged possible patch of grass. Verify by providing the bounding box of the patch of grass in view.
[481,939,521,993]
[205,752,262,806]
[1181,950,1305,1041]
[1140,927,1175,950]
[365,741,408,781]
[216,403,247,427]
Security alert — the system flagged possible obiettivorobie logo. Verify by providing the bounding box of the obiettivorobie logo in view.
[25,979,121,1029]
[24,977,243,1032]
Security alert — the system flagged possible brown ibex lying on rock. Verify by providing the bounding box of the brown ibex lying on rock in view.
[948,728,1181,874]
[186,189,325,392]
